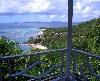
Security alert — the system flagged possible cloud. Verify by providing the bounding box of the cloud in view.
[19,0,50,13]
[0,0,99,22]
[0,0,51,13]
[49,15,57,19]
[73,0,100,21]
[0,0,67,15]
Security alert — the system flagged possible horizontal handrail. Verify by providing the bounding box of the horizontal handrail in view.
[73,49,100,59]
[0,48,100,60]
[0,48,67,60]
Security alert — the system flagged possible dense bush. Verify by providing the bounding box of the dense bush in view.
[0,36,22,80]
[0,36,22,56]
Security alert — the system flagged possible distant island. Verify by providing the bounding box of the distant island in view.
[23,21,78,25]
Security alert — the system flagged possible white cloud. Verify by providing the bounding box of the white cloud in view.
[49,15,57,19]
[0,0,51,13]
[20,0,50,13]
[74,0,81,10]
[91,0,100,2]
[82,6,91,14]
[74,0,100,20]
[0,0,99,22]
[0,0,67,14]
[61,15,66,18]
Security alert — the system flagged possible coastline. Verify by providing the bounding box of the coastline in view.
[29,43,47,50]
[28,28,47,50]
[38,28,46,35]
[22,28,47,50]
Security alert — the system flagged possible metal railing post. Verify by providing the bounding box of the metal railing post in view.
[60,51,64,80]
[0,60,2,81]
[66,0,73,80]
[0,68,2,81]
[8,59,12,81]
[72,52,78,81]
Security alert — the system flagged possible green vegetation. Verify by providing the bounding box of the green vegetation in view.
[0,36,22,56]
[28,27,67,49]
[0,18,100,80]
[73,18,100,55]
[0,36,22,80]
[28,18,100,55]
[27,18,100,80]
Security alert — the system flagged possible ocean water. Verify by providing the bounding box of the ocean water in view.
[0,23,42,42]
[0,28,40,42]
[0,22,67,52]
[0,22,67,42]
[0,23,43,52]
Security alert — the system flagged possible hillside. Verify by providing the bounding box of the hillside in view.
[73,18,100,55]
[28,18,100,55]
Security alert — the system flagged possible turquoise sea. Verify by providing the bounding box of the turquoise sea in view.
[0,22,67,52]
[0,23,43,52]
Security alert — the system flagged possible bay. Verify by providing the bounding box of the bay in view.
[0,22,67,52]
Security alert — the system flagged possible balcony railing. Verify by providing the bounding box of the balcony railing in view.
[0,48,100,81]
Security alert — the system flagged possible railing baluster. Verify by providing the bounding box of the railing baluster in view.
[85,56,100,79]
[60,51,64,81]
[8,59,12,81]
[0,60,2,81]
[37,52,40,63]
[29,56,32,65]
[80,64,88,81]
[72,52,78,81]
[0,68,2,81]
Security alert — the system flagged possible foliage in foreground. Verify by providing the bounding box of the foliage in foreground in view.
[0,36,23,80]
[0,36,22,56]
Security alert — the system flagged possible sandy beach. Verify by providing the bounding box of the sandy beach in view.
[29,43,47,50]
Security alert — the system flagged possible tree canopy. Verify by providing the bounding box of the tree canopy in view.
[0,36,22,56]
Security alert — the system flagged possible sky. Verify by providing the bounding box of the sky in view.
[0,0,100,23]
